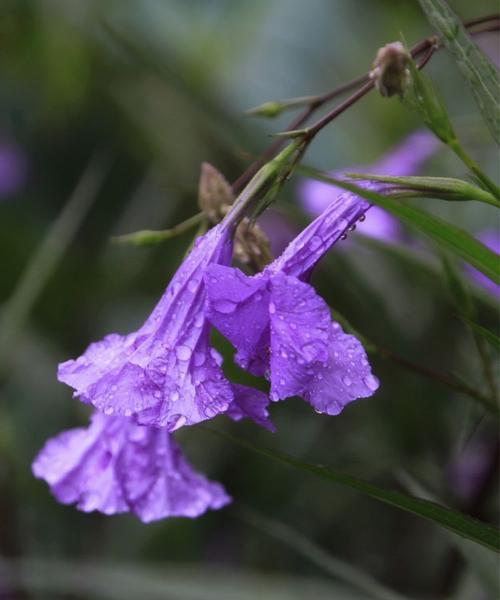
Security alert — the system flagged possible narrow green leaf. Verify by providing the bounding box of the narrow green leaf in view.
[346,173,500,208]
[207,428,500,553]
[112,212,204,246]
[461,317,500,352]
[418,0,500,143]
[298,167,500,285]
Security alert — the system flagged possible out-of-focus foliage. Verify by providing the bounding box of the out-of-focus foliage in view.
[0,1,498,599]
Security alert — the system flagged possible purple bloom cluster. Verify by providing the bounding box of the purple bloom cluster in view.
[34,132,439,523]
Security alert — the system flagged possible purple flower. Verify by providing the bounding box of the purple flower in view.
[299,130,438,242]
[205,192,379,416]
[465,229,500,298]
[32,411,230,522]
[0,140,27,199]
[58,224,272,431]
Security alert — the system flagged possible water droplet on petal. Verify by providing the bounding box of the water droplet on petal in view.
[194,313,204,328]
[269,302,276,315]
[104,406,114,416]
[342,375,352,387]
[214,299,237,314]
[176,345,192,361]
[363,374,379,391]
[309,235,322,250]
[187,279,199,293]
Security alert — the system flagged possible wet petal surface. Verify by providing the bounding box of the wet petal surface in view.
[58,226,234,429]
[33,412,231,522]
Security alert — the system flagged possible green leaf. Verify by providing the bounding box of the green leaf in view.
[461,317,500,353]
[297,167,500,285]
[418,0,500,143]
[207,428,500,553]
[346,173,500,208]
[403,55,456,144]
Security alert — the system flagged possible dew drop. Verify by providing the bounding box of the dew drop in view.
[187,279,199,293]
[214,299,237,314]
[363,374,379,391]
[176,345,192,361]
[170,391,180,402]
[309,235,322,250]
[342,375,352,387]
[123,408,132,417]
[104,406,114,416]
[269,302,276,315]
[359,214,366,222]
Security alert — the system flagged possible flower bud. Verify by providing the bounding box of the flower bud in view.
[370,41,410,98]
[234,218,273,270]
[198,162,234,223]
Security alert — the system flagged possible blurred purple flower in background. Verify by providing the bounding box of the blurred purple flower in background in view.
[299,130,438,241]
[206,191,379,416]
[0,140,27,199]
[33,411,230,522]
[465,229,500,298]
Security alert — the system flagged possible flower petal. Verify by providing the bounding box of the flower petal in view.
[304,324,379,415]
[227,384,275,431]
[205,264,270,376]
[33,411,231,522]
[267,193,368,279]
[268,273,378,413]
[58,225,234,428]
[268,273,331,401]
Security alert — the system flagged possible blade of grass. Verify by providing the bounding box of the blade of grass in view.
[206,427,500,553]
[418,0,500,144]
[297,166,499,285]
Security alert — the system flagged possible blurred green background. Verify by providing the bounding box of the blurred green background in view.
[0,1,498,598]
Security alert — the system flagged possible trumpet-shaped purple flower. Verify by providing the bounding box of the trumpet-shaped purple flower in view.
[32,411,230,522]
[58,224,272,431]
[299,130,438,241]
[206,192,379,416]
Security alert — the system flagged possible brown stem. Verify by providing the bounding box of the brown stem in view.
[232,13,499,193]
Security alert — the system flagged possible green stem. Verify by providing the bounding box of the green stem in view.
[449,140,500,199]
[112,212,204,246]
[222,140,302,229]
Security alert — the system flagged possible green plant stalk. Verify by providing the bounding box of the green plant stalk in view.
[112,212,204,246]
[347,173,500,207]
[205,428,500,552]
[448,139,500,199]
[222,140,302,229]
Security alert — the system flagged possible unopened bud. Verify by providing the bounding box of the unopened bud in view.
[246,101,284,118]
[234,218,273,270]
[198,162,234,224]
[370,41,410,98]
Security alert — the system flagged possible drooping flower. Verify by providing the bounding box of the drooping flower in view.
[205,191,379,416]
[299,130,438,242]
[58,223,272,430]
[32,411,230,522]
[464,229,500,298]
